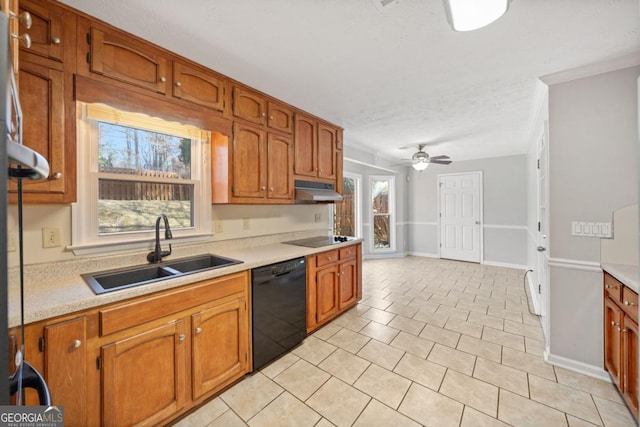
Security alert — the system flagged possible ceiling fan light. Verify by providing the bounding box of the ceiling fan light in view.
[443,0,511,32]
[412,160,429,171]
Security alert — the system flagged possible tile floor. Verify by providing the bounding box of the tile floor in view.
[173,256,637,427]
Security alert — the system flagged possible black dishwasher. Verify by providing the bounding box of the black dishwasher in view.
[251,257,306,370]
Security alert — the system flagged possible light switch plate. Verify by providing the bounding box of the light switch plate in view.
[571,221,612,238]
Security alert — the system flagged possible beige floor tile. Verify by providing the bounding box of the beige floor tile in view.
[393,352,446,391]
[362,296,393,310]
[413,309,448,327]
[306,378,371,427]
[292,336,337,365]
[398,382,464,427]
[488,307,523,322]
[360,307,396,325]
[311,323,342,341]
[353,364,411,409]
[445,317,484,338]
[419,323,461,348]
[504,319,545,340]
[427,343,476,375]
[314,418,335,427]
[457,334,502,363]
[501,347,556,380]
[524,336,546,355]
[555,367,624,404]
[318,348,370,385]
[482,327,525,352]
[248,392,321,427]
[429,294,459,307]
[389,330,434,358]
[388,314,425,335]
[359,321,400,343]
[353,399,421,427]
[260,352,300,379]
[409,300,441,314]
[357,339,404,370]
[345,303,371,316]
[529,374,602,425]
[461,407,511,427]
[474,357,529,397]
[456,299,490,314]
[326,328,370,354]
[567,415,601,427]
[221,372,284,420]
[498,389,568,427]
[467,312,505,330]
[173,397,228,427]
[592,395,636,427]
[208,409,247,427]
[273,359,331,401]
[384,292,414,305]
[440,369,499,417]
[436,304,471,320]
[331,313,371,332]
[386,302,419,318]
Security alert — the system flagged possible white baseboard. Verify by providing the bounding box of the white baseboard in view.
[406,251,439,258]
[363,252,407,260]
[544,351,611,382]
[482,260,529,270]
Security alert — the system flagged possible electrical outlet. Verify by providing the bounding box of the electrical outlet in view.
[242,218,250,230]
[7,231,16,252]
[42,227,61,248]
[314,213,321,223]
[214,220,223,233]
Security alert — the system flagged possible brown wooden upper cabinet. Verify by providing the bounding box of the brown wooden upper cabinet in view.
[86,25,169,94]
[233,85,293,134]
[19,0,64,63]
[267,100,294,134]
[294,113,342,182]
[172,61,226,112]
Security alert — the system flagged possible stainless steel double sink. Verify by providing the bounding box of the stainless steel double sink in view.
[82,254,243,294]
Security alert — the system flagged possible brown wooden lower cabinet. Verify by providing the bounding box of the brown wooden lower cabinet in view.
[603,272,638,420]
[307,243,362,332]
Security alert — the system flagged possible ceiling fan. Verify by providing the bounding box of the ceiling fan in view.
[403,144,452,171]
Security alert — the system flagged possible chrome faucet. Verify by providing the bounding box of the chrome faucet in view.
[147,214,173,263]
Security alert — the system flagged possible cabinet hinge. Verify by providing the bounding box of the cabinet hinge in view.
[86,32,91,45]
[538,222,541,232]
[245,353,248,362]
[537,159,540,169]
[38,336,45,353]
[86,52,91,64]
[538,284,541,294]
[96,356,102,370]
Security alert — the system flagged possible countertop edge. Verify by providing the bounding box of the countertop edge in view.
[602,263,639,294]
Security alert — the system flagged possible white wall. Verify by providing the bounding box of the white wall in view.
[407,155,528,267]
[544,65,639,376]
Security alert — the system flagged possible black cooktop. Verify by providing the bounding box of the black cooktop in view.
[283,235,354,248]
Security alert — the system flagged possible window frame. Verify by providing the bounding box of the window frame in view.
[71,103,212,255]
[332,172,362,238]
[369,175,396,253]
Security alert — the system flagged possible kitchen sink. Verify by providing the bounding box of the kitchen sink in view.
[82,254,243,294]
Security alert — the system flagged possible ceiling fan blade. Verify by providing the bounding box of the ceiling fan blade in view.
[429,159,452,165]
[429,155,450,160]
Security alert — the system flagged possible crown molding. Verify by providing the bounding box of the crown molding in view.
[540,52,640,86]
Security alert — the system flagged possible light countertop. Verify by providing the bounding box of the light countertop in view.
[601,263,639,294]
[8,235,362,328]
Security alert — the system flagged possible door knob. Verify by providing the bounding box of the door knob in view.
[537,246,546,252]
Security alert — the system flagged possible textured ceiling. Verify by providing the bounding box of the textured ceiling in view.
[59,0,640,163]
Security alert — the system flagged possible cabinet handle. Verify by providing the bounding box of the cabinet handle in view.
[72,339,81,349]
[51,36,61,45]
[269,187,274,192]
[260,186,266,191]
[195,327,202,334]
[624,301,636,306]
[178,334,186,341]
[337,272,340,277]
[159,76,166,83]
[269,115,274,120]
[9,11,32,29]
[11,33,31,49]
[261,112,266,117]
[52,172,62,180]
[611,321,620,326]
[617,327,627,333]
[605,284,612,289]
[175,81,182,87]
[327,256,332,261]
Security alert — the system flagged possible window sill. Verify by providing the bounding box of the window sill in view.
[68,233,213,256]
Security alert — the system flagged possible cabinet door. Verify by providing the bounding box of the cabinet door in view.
[316,266,339,324]
[267,101,293,134]
[19,0,64,63]
[232,123,266,199]
[192,298,249,399]
[89,27,168,94]
[317,123,337,180]
[10,61,66,195]
[172,62,225,111]
[44,317,86,427]
[266,133,293,200]
[604,297,623,388]
[294,114,317,177]
[233,87,266,125]
[623,316,639,417]
[338,259,357,310]
[101,320,187,427]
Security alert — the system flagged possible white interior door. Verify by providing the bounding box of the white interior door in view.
[536,131,549,318]
[439,172,482,263]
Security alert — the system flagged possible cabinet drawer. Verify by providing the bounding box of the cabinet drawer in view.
[99,272,247,336]
[339,245,356,260]
[622,287,638,322]
[604,273,623,303]
[316,250,339,268]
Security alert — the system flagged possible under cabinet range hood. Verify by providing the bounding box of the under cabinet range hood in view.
[294,179,343,203]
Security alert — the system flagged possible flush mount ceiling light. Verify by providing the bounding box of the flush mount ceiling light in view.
[443,0,511,31]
